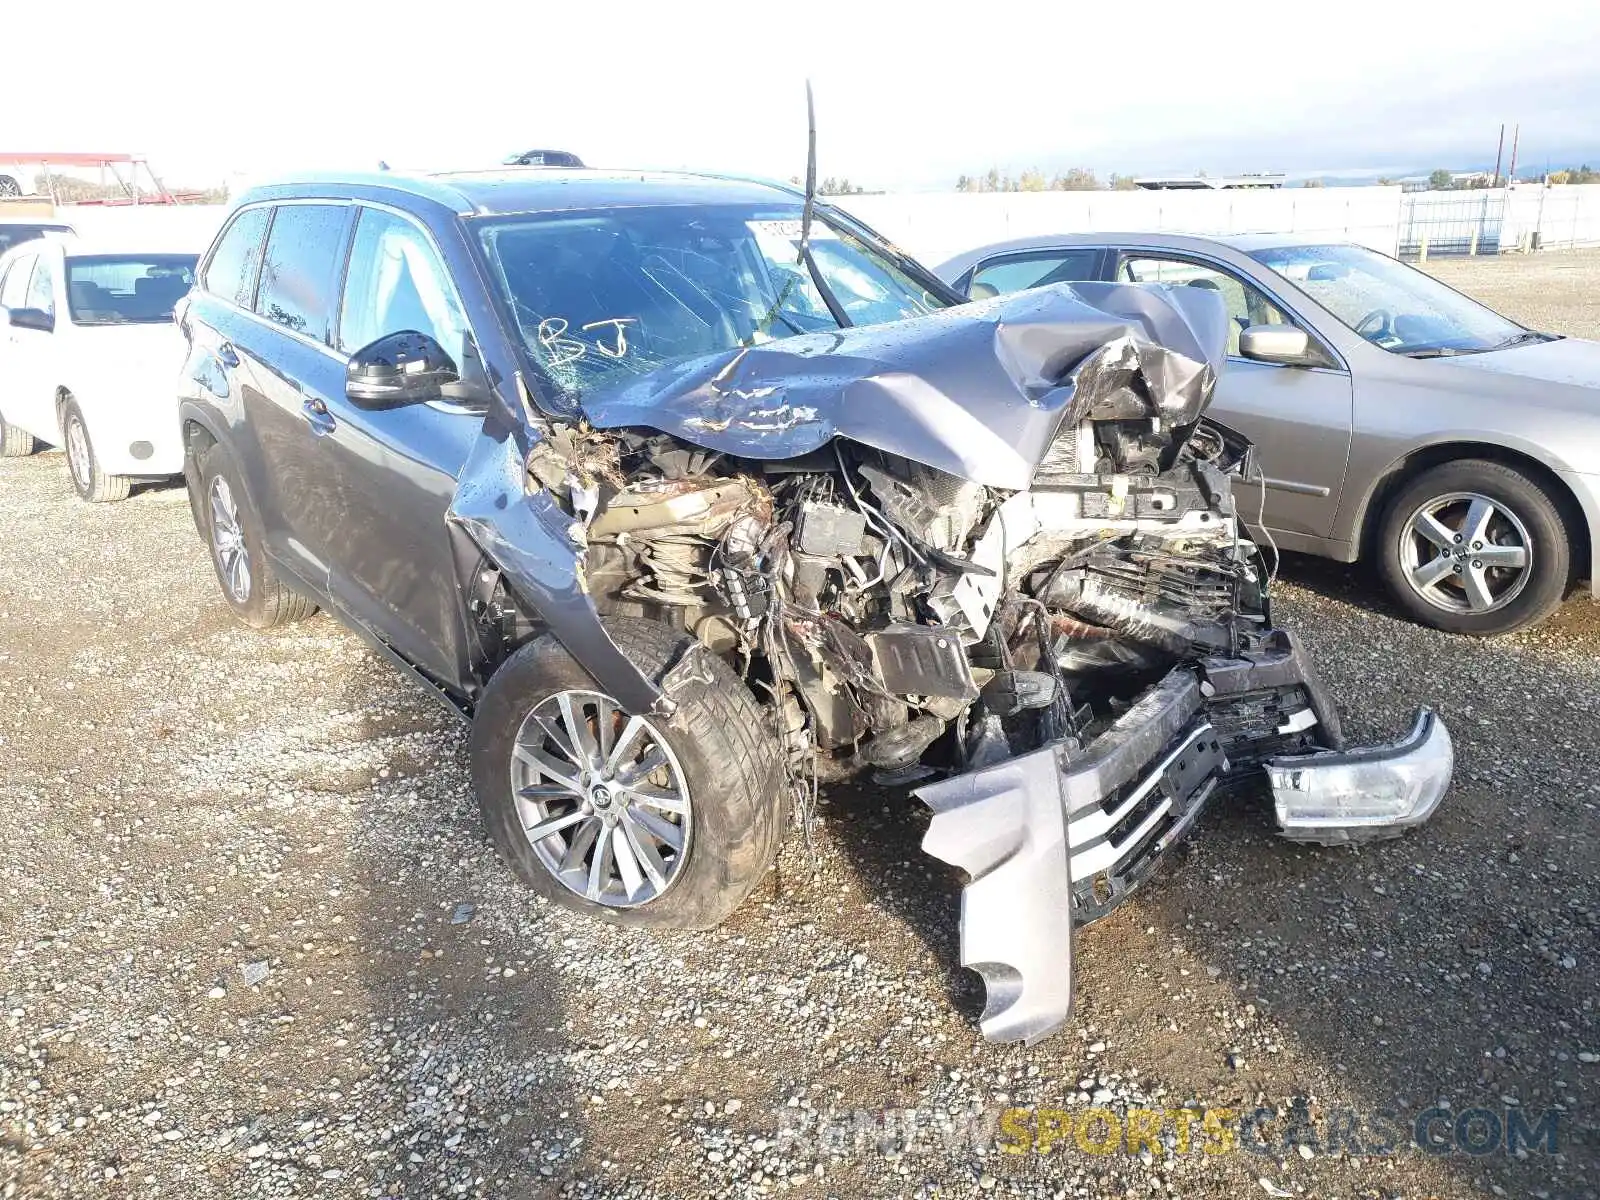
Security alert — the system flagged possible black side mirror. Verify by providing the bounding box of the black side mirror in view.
[8,307,54,333]
[345,330,459,409]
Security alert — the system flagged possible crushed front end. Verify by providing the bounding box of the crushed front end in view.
[458,279,1451,1046]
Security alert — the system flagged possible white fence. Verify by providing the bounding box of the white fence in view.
[1503,185,1600,251]
[37,184,1600,271]
[835,185,1600,268]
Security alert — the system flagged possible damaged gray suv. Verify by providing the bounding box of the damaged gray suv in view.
[177,169,1454,1044]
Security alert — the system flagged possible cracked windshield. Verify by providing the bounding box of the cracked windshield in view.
[475,205,946,402]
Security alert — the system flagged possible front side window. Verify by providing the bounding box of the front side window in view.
[255,204,349,343]
[970,249,1102,297]
[0,255,33,309]
[1120,255,1291,356]
[66,255,197,325]
[474,203,946,404]
[1249,243,1530,356]
[203,206,271,307]
[24,257,55,317]
[338,207,471,368]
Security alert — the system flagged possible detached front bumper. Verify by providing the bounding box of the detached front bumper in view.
[917,643,1453,1046]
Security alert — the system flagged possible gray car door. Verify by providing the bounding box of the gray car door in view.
[1115,252,1353,541]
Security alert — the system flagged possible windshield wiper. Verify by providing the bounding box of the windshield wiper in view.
[1488,330,1553,351]
[1405,330,1553,359]
[1400,345,1474,358]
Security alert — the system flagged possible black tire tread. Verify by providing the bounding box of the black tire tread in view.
[604,618,787,928]
[0,416,37,458]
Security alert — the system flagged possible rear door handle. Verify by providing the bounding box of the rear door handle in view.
[217,342,239,368]
[301,396,337,437]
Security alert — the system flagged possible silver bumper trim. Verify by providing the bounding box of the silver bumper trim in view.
[918,669,1214,1045]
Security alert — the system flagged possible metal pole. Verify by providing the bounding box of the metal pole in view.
[1507,124,1520,184]
[1492,124,1505,188]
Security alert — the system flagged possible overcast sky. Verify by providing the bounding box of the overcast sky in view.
[14,0,1600,189]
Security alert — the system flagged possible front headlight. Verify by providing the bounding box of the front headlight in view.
[1267,708,1453,844]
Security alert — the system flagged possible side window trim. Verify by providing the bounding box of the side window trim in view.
[1114,248,1348,373]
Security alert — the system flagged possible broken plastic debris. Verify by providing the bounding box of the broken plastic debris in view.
[1259,1179,1293,1198]
[241,961,269,986]
[451,903,477,925]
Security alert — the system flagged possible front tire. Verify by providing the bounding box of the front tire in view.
[62,402,131,503]
[1377,458,1570,635]
[0,413,37,457]
[196,443,317,629]
[470,618,786,930]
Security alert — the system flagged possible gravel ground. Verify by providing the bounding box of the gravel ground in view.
[2,253,1598,1200]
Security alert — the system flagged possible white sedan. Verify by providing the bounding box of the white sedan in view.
[0,235,198,501]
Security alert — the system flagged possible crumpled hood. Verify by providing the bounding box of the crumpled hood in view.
[580,281,1228,490]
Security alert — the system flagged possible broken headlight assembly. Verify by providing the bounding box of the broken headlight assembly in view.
[1268,707,1453,843]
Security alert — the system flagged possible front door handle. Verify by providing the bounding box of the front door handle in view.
[301,396,337,437]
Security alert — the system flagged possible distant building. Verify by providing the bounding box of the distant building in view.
[1132,173,1286,190]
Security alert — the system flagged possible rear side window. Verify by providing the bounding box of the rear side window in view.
[203,207,271,307]
[969,249,1103,297]
[67,255,198,325]
[255,204,349,344]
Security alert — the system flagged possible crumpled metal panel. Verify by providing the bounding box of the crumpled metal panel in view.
[581,282,1228,491]
[918,744,1076,1045]
[445,425,664,715]
[918,669,1205,1044]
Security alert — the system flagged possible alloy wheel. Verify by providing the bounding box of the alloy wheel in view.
[1399,491,1532,615]
[509,689,693,908]
[209,475,252,602]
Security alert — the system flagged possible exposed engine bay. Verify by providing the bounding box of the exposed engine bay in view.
[450,281,1453,1045]
[560,405,1300,785]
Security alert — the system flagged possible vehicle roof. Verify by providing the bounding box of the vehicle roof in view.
[0,218,73,228]
[935,230,1359,278]
[239,168,806,217]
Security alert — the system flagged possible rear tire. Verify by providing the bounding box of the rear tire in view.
[196,442,317,629]
[1377,458,1569,636]
[62,402,131,503]
[0,413,37,457]
[470,617,786,930]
